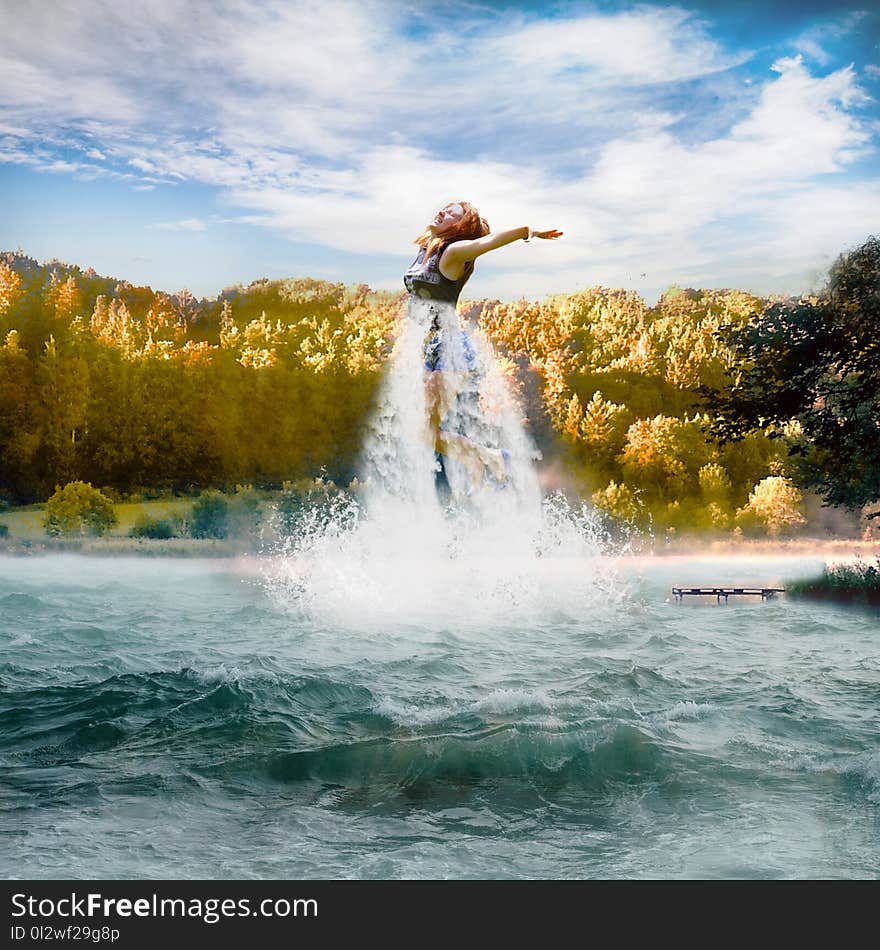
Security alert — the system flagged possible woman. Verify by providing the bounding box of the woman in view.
[403,201,562,493]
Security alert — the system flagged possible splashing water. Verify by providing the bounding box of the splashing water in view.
[263,296,625,625]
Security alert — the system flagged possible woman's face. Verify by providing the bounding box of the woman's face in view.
[430,203,464,234]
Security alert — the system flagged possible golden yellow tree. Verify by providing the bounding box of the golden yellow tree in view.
[0,262,23,317]
[47,275,84,323]
[737,476,806,536]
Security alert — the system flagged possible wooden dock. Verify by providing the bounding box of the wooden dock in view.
[672,586,785,604]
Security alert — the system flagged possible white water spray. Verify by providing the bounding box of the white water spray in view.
[263,297,626,626]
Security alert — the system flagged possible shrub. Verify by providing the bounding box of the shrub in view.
[44,482,118,537]
[227,485,264,540]
[0,523,8,538]
[190,491,230,539]
[129,515,176,539]
[787,559,880,605]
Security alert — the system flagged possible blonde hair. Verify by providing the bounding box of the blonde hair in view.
[415,201,490,260]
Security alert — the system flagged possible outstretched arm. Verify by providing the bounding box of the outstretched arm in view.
[443,226,563,267]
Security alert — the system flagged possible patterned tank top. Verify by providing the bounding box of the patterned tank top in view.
[403,243,474,304]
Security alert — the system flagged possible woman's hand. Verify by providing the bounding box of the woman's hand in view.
[530,229,563,241]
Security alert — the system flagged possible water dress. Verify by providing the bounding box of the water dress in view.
[363,242,540,513]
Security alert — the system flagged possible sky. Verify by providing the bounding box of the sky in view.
[1,0,879,304]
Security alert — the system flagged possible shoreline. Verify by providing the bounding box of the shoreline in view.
[0,537,241,557]
[2,535,879,560]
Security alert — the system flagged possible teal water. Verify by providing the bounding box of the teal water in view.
[1,553,878,879]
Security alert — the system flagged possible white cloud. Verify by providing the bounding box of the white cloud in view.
[0,50,142,124]
[0,0,749,169]
[43,160,80,174]
[227,0,408,103]
[129,157,157,173]
[486,6,751,84]
[153,218,208,232]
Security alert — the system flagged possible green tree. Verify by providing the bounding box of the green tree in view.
[35,335,90,493]
[704,236,880,511]
[0,330,40,501]
[619,414,711,501]
[44,481,117,536]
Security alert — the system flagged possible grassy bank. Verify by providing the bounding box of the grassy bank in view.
[0,496,260,556]
[786,559,880,606]
[0,536,239,557]
[0,498,193,542]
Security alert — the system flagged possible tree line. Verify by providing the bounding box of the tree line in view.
[1,239,877,537]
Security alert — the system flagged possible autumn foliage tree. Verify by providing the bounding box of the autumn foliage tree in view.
[0,244,855,539]
[736,476,806,536]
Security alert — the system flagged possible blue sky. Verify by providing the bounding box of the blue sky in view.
[1,0,879,303]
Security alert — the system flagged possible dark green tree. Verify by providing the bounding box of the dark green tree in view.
[190,491,230,539]
[703,236,880,510]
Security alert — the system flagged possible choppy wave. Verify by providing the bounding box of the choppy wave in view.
[2,554,879,878]
[0,592,49,611]
[797,750,880,803]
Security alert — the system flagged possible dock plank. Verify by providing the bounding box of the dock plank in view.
[672,586,784,604]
